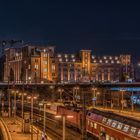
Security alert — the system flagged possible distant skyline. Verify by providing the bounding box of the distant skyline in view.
[0,0,140,65]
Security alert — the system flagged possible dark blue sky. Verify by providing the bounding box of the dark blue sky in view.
[0,0,140,64]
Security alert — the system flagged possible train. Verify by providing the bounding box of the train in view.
[16,103,140,140]
[56,106,140,140]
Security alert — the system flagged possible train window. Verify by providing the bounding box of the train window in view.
[111,121,118,128]
[90,122,93,128]
[123,125,130,133]
[102,117,107,124]
[106,119,112,126]
[88,120,90,126]
[94,123,97,129]
[88,112,91,116]
[110,137,115,140]
[130,127,136,135]
[117,122,123,130]
[137,129,140,137]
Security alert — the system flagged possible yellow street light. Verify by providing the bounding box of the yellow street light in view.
[55,114,73,140]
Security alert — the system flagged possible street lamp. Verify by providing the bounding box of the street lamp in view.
[91,87,97,107]
[58,88,64,102]
[27,95,38,140]
[8,63,11,118]
[39,101,51,140]
[131,91,134,112]
[55,114,73,140]
[73,86,79,103]
[120,90,125,111]
[18,91,27,132]
[11,90,19,118]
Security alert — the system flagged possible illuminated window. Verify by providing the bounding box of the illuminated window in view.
[90,122,93,127]
[88,120,90,126]
[44,53,47,57]
[111,61,114,64]
[65,54,68,58]
[94,123,97,129]
[73,59,75,62]
[44,68,47,72]
[115,57,118,60]
[104,56,107,59]
[93,60,96,63]
[59,58,62,62]
[57,54,61,58]
[109,57,112,60]
[117,61,120,64]
[28,65,31,69]
[92,55,95,59]
[52,65,55,71]
[71,55,75,58]
[44,60,47,64]
[44,75,47,79]
[105,60,108,63]
[35,64,38,69]
[99,60,102,63]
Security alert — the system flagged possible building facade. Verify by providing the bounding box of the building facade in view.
[3,44,135,83]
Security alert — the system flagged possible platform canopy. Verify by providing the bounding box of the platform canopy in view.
[111,87,140,91]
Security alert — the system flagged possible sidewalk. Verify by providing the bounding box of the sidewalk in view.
[2,117,52,140]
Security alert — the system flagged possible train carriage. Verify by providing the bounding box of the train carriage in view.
[57,106,140,140]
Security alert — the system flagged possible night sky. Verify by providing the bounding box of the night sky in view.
[1,1,140,65]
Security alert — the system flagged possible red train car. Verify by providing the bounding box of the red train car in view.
[57,106,140,140]
[57,106,81,128]
[87,111,140,140]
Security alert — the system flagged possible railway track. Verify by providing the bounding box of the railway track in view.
[16,109,81,140]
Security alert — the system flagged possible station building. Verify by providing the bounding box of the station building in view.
[3,44,135,83]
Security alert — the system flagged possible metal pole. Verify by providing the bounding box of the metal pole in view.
[22,86,24,132]
[31,95,33,140]
[93,89,96,107]
[121,91,124,111]
[73,88,75,103]
[131,91,134,112]
[60,90,62,102]
[2,98,4,116]
[8,62,11,118]
[62,115,66,140]
[82,88,87,140]
[14,91,16,118]
[44,104,46,139]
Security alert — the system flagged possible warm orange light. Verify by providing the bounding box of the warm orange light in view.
[67,115,73,118]
[55,116,62,118]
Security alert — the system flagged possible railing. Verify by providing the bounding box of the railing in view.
[0,118,12,140]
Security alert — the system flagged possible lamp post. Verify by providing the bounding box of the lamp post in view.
[120,90,125,111]
[73,87,79,103]
[131,91,134,112]
[22,92,27,132]
[11,90,18,118]
[43,103,47,140]
[55,115,73,140]
[58,88,64,102]
[27,95,38,140]
[8,63,11,118]
[91,87,97,107]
